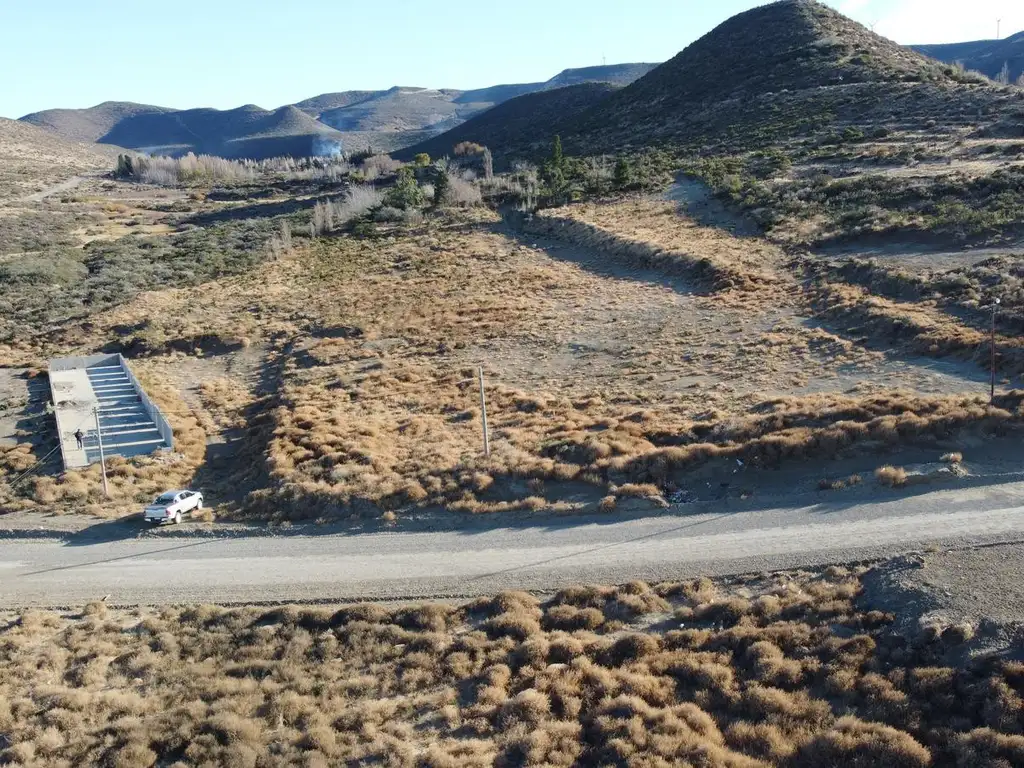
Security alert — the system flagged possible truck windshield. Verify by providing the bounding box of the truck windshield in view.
[155,493,178,503]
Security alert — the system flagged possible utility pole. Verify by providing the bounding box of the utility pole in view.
[93,407,109,497]
[478,367,490,457]
[997,19,1001,38]
[990,298,1000,403]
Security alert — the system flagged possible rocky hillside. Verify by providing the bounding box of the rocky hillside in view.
[560,0,1007,154]
[397,83,618,162]
[914,31,1024,84]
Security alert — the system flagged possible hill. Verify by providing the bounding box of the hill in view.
[545,62,659,87]
[914,31,1024,83]
[317,86,470,133]
[97,104,346,159]
[19,101,175,143]
[555,0,1007,154]
[291,90,380,117]
[396,83,619,162]
[19,63,658,160]
[0,117,118,200]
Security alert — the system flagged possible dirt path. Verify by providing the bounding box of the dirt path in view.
[663,174,760,236]
[21,174,87,203]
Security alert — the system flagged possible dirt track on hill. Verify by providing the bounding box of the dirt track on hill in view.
[21,174,86,202]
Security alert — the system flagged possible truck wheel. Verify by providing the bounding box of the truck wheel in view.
[196,500,203,510]
[174,511,182,525]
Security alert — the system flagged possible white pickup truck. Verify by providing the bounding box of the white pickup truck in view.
[144,489,203,524]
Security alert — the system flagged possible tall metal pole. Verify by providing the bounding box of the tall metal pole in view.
[478,367,490,457]
[990,299,1000,403]
[93,407,109,497]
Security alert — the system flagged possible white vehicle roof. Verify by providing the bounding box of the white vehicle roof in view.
[154,489,193,500]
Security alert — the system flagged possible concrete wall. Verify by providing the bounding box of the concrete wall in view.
[48,353,175,470]
[120,357,175,450]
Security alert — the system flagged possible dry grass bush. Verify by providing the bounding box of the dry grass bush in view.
[1,567,1021,765]
[875,465,909,488]
[524,199,784,293]
[124,153,256,186]
[360,154,403,180]
[813,279,1024,375]
[254,330,1022,517]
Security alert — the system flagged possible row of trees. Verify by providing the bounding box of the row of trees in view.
[115,153,255,185]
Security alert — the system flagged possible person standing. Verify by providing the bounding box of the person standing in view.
[74,429,84,449]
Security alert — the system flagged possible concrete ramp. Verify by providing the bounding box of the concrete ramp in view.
[49,354,174,470]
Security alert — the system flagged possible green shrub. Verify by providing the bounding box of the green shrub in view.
[383,167,425,210]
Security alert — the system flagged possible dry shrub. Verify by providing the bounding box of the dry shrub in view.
[1,561,1020,765]
[795,716,932,767]
[602,633,662,666]
[542,605,605,632]
[875,465,908,487]
[941,451,963,464]
[953,728,1024,766]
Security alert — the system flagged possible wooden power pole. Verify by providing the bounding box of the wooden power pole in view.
[478,367,490,457]
[990,298,1000,403]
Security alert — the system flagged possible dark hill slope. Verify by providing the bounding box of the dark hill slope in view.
[914,32,1024,83]
[19,101,174,143]
[396,83,618,162]
[100,104,345,159]
[560,0,1011,154]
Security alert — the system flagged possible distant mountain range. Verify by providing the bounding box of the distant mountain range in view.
[17,10,1023,165]
[18,64,658,160]
[912,31,1024,83]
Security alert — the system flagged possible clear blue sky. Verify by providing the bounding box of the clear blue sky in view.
[3,0,1022,118]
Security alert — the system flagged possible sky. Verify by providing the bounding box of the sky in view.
[2,0,1022,119]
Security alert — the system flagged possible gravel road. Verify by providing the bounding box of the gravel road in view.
[4,481,1024,607]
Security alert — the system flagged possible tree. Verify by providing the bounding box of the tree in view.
[414,153,431,167]
[115,154,135,178]
[613,157,632,189]
[482,147,493,180]
[551,135,564,171]
[997,61,1011,85]
[433,162,451,206]
[383,167,424,210]
[280,220,292,252]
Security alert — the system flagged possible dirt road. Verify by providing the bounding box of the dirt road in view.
[21,174,86,202]
[4,481,1024,607]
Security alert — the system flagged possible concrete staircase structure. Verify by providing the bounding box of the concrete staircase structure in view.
[49,354,174,470]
